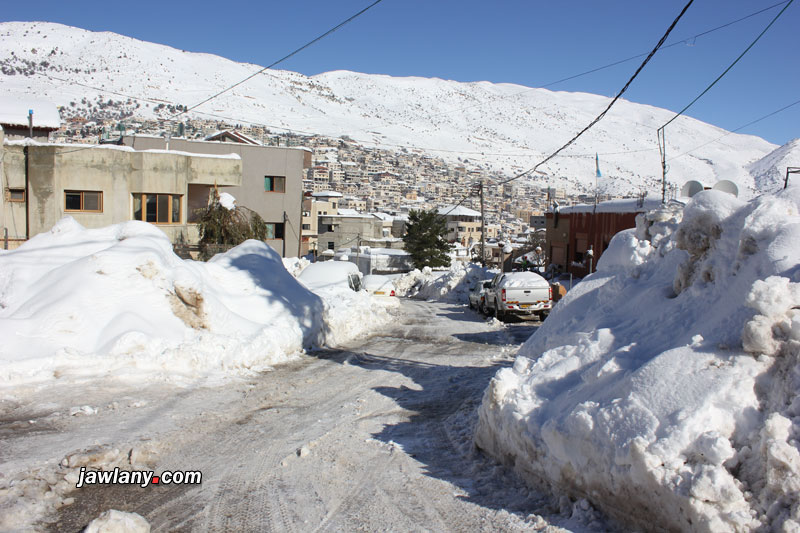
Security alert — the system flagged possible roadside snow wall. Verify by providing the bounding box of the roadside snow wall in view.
[475,188,800,532]
[395,262,495,304]
[0,218,324,388]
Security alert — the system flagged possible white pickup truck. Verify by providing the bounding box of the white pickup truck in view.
[484,271,552,321]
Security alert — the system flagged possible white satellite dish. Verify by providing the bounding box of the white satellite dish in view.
[713,180,739,197]
[681,180,705,198]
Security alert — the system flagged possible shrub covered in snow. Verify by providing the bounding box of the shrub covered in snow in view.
[475,188,800,532]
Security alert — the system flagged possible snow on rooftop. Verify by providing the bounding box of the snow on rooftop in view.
[0,96,61,129]
[2,139,241,160]
[437,205,481,217]
[556,196,666,214]
[337,208,361,216]
[312,191,343,198]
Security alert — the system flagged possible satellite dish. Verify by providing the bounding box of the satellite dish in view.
[681,180,704,198]
[713,180,739,197]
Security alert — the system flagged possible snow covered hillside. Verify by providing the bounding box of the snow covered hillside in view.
[748,138,800,193]
[0,21,779,197]
[0,217,393,390]
[475,186,800,531]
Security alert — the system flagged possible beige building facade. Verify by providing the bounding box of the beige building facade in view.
[1,131,241,249]
[123,135,309,257]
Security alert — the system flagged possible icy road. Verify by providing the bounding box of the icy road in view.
[3,301,609,531]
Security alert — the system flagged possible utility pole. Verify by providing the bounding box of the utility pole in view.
[479,180,486,268]
[657,127,669,204]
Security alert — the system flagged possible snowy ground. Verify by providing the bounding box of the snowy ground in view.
[476,187,800,532]
[1,301,612,532]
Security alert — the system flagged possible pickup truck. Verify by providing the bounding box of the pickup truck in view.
[484,271,552,321]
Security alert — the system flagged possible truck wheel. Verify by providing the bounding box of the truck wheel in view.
[494,301,505,321]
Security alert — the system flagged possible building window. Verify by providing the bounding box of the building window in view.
[8,188,25,202]
[265,223,285,240]
[302,223,311,230]
[327,241,335,250]
[264,176,286,193]
[132,193,181,224]
[65,190,103,212]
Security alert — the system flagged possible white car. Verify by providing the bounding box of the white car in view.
[468,279,492,313]
[298,261,363,292]
[362,275,397,297]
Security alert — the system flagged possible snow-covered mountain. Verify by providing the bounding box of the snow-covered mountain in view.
[0,21,786,197]
[748,138,800,192]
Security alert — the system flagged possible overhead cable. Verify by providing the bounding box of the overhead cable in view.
[497,0,696,186]
[168,0,385,121]
[659,0,794,130]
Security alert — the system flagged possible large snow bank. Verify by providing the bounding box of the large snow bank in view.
[297,262,397,346]
[475,188,800,531]
[0,218,326,389]
[395,262,495,304]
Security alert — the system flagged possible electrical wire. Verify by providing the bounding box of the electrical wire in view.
[167,0,385,121]
[31,0,780,161]
[667,97,800,162]
[347,1,790,133]
[659,0,794,131]
[496,0,695,187]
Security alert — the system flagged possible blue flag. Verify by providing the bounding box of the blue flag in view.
[595,153,602,178]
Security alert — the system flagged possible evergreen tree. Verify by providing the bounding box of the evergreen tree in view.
[402,209,451,269]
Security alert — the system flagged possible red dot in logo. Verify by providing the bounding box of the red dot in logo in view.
[152,476,160,484]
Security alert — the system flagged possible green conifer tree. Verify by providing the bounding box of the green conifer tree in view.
[402,209,451,269]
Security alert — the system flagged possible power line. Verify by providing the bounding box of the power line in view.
[667,97,800,162]
[658,0,793,201]
[168,0,385,121]
[497,0,695,187]
[348,0,790,132]
[660,0,794,131]
[30,0,781,161]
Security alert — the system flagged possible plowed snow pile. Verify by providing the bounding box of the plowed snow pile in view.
[0,217,388,391]
[395,262,495,303]
[476,188,800,532]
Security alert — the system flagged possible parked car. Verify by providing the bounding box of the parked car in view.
[484,271,552,321]
[362,275,397,297]
[298,261,363,292]
[468,279,493,313]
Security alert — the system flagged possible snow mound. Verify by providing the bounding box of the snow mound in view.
[282,256,311,277]
[218,192,236,210]
[395,262,495,304]
[0,218,324,388]
[84,510,150,533]
[475,187,800,531]
[296,262,398,347]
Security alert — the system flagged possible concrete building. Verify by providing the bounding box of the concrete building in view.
[437,205,482,246]
[1,130,241,250]
[300,192,341,257]
[123,134,309,257]
[317,213,404,252]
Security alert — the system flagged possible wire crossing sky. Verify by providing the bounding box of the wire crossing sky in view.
[2,0,798,145]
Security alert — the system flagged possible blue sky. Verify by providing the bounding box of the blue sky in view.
[4,0,798,146]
